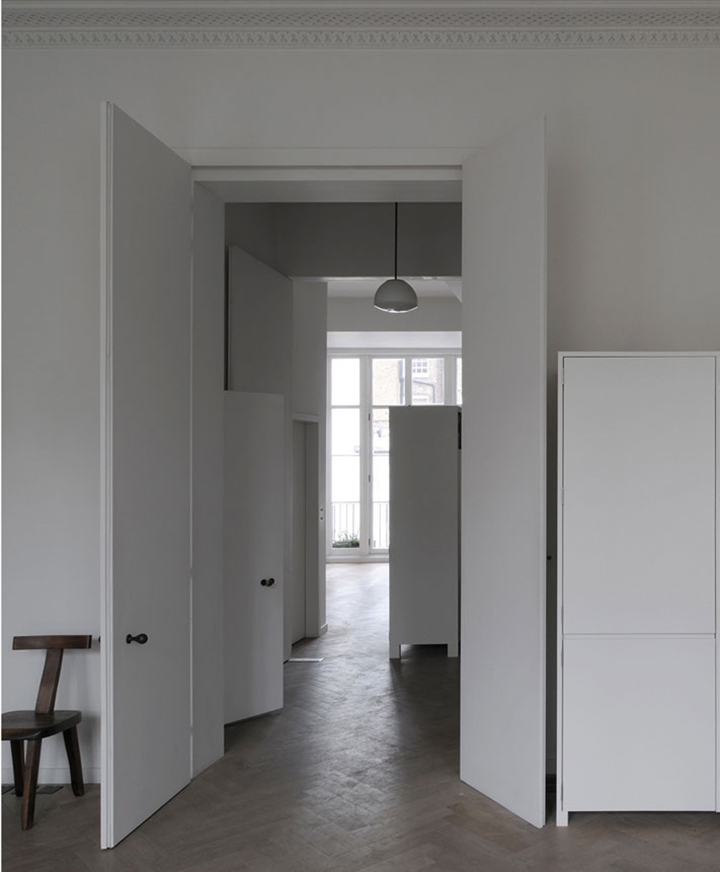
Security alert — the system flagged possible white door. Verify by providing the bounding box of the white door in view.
[460,118,547,828]
[100,104,192,848]
[224,391,285,723]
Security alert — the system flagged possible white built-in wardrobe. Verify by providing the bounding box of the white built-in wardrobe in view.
[557,353,719,825]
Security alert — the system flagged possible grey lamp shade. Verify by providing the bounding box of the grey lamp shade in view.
[373,278,418,313]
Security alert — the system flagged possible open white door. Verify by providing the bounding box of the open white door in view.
[101,104,192,848]
[224,392,284,724]
[460,118,547,827]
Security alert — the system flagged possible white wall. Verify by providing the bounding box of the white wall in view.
[328,296,461,332]
[191,184,226,775]
[3,44,720,782]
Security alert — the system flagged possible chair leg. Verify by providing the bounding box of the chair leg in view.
[10,740,24,797]
[21,739,42,830]
[63,726,85,797]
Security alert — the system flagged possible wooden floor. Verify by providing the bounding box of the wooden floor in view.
[4,563,720,870]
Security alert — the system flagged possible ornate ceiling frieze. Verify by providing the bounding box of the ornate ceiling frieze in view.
[4,4,720,50]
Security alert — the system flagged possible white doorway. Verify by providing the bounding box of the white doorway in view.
[101,105,548,845]
[289,417,321,653]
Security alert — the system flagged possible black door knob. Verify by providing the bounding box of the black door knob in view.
[260,578,276,587]
[126,633,148,644]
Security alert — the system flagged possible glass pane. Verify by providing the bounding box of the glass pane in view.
[372,409,390,550]
[331,456,360,503]
[330,457,360,549]
[372,454,390,550]
[456,358,463,405]
[372,358,405,406]
[331,358,360,406]
[372,496,390,551]
[331,405,360,548]
[371,407,390,459]
[331,408,360,456]
[411,358,444,405]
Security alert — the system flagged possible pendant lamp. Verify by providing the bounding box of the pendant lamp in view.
[373,203,418,313]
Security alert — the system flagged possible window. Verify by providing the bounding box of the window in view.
[328,351,461,558]
[411,358,444,405]
[330,359,361,549]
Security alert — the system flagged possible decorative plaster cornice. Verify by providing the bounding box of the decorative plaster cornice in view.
[4,4,720,50]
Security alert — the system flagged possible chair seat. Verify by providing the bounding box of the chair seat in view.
[2,710,82,741]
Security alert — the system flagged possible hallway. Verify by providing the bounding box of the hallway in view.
[5,564,720,870]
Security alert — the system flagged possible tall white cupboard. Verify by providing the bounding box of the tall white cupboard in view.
[389,406,460,660]
[557,353,719,825]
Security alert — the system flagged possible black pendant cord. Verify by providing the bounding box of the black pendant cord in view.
[394,202,398,280]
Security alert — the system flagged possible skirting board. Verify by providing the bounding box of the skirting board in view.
[3,766,101,785]
[309,623,328,638]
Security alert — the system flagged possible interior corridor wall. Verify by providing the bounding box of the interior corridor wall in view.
[292,282,329,638]
[3,44,720,783]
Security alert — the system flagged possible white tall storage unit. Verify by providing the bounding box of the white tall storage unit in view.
[389,406,460,660]
[557,353,719,825]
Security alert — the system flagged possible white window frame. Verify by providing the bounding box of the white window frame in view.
[327,349,461,561]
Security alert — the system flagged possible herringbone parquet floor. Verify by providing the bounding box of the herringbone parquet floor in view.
[4,563,720,870]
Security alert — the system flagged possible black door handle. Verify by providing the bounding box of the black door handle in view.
[126,633,148,645]
[260,578,276,587]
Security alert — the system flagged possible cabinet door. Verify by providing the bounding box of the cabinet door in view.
[563,637,716,811]
[563,356,716,634]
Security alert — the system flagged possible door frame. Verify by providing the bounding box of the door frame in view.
[196,147,547,822]
[290,413,323,644]
[101,140,547,846]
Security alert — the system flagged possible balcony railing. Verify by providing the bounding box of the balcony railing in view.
[331,501,390,552]
[331,502,360,548]
[372,502,390,551]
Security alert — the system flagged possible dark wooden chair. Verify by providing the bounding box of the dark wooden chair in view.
[2,635,93,830]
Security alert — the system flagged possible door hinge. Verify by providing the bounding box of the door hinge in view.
[561,487,565,506]
[368,538,371,548]
[561,365,565,386]
[561,784,564,803]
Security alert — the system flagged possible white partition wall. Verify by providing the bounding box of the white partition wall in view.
[388,406,460,659]
[557,353,719,824]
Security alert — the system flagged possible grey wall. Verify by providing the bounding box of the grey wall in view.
[292,282,329,638]
[225,203,461,278]
[292,282,329,419]
[228,247,293,396]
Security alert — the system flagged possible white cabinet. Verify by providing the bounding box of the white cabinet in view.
[389,406,460,659]
[557,354,719,824]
